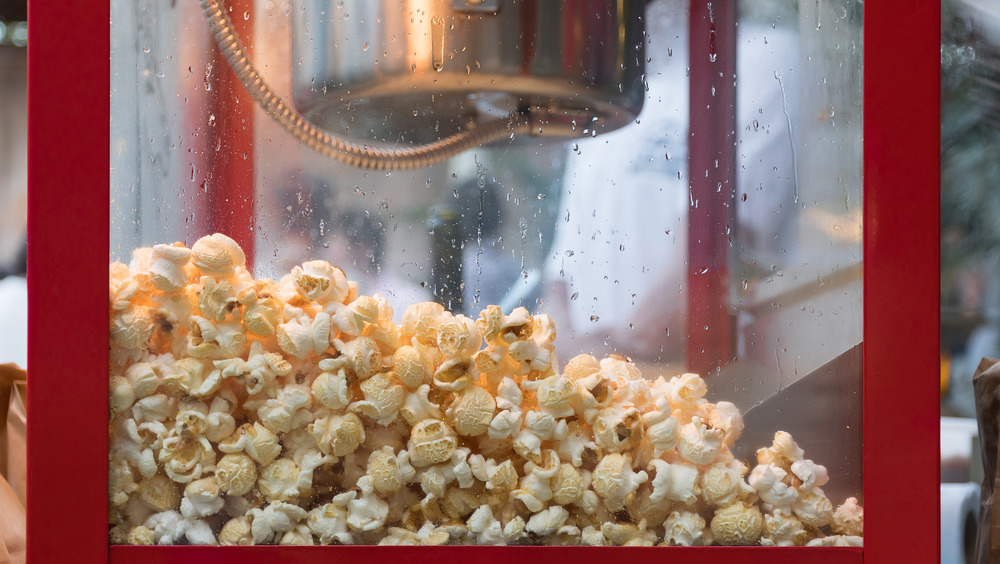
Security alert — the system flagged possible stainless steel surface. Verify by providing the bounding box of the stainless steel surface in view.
[292,0,646,144]
[202,0,532,170]
[718,343,863,505]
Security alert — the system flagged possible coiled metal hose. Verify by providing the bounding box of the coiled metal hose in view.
[201,0,531,170]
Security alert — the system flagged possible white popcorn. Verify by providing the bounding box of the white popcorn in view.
[791,459,829,491]
[143,511,185,545]
[667,373,707,420]
[159,434,216,483]
[400,384,443,426]
[350,372,406,425]
[378,527,419,545]
[502,516,527,543]
[205,394,237,443]
[704,401,744,446]
[326,337,382,380]
[109,458,138,507]
[308,502,353,545]
[196,277,238,322]
[792,487,833,528]
[748,463,798,512]
[144,510,216,545]
[664,510,709,546]
[592,453,647,511]
[648,459,701,506]
[249,502,309,544]
[190,234,245,278]
[147,243,193,293]
[832,496,864,536]
[556,421,601,468]
[408,418,458,467]
[279,524,315,545]
[277,315,329,359]
[436,313,481,359]
[179,477,224,518]
[312,412,365,457]
[258,459,302,502]
[537,375,578,418]
[760,511,808,546]
[295,449,336,492]
[124,362,159,400]
[346,476,390,532]
[292,260,349,304]
[187,316,246,360]
[512,471,553,512]
[580,525,606,546]
[311,368,353,410]
[215,453,257,496]
[466,505,505,545]
[218,516,254,546]
[526,506,570,536]
[710,502,763,546]
[642,401,681,458]
[677,417,724,466]
[592,405,644,453]
[700,459,753,507]
[132,394,177,423]
[757,431,804,470]
[256,384,314,434]
[446,384,496,437]
[416,521,451,546]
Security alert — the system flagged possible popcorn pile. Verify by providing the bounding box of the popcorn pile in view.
[108,233,864,547]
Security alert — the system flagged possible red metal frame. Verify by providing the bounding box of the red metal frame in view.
[26,0,939,562]
[205,0,256,267]
[687,0,737,375]
[862,1,941,561]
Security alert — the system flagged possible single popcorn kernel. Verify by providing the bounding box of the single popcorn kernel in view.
[409,419,458,465]
[215,453,258,496]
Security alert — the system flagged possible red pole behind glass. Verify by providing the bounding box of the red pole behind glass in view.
[687,0,737,375]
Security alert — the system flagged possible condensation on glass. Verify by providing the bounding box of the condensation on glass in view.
[108,0,865,547]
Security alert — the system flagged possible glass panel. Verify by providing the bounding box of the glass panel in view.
[108,0,863,547]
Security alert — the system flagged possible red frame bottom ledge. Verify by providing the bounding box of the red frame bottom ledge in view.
[110,545,863,563]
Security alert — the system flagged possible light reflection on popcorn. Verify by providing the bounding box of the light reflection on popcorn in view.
[108,234,864,547]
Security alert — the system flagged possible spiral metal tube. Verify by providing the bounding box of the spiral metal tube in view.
[201,0,531,170]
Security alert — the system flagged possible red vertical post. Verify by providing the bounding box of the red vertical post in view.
[206,0,256,270]
[27,0,110,562]
[862,1,940,562]
[687,1,737,375]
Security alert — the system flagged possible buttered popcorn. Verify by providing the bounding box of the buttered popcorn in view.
[108,234,864,546]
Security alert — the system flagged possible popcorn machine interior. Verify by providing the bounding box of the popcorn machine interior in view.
[107,0,866,548]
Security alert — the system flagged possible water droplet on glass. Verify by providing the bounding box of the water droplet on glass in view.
[565,250,575,257]
[537,193,546,200]
[570,292,579,300]
[243,10,250,20]
[142,43,150,53]
[708,53,717,63]
[590,315,600,322]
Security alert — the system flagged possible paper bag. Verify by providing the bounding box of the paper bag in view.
[974,357,1000,563]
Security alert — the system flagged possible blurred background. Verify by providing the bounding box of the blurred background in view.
[940,0,1000,562]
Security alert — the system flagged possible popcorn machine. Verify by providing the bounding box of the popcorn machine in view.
[28,0,939,561]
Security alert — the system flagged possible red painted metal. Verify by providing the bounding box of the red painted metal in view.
[26,1,110,563]
[206,0,257,269]
[687,0,737,375]
[862,1,941,563]
[110,545,862,563]
[27,0,941,561]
